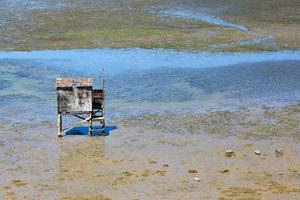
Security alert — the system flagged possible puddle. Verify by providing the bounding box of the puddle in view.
[210,35,280,51]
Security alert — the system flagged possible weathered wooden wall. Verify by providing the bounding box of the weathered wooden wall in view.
[92,89,104,109]
[56,78,93,114]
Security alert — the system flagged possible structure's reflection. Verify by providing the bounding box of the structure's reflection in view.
[57,130,108,188]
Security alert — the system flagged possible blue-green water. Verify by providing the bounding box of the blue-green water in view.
[1,48,300,122]
[158,8,250,32]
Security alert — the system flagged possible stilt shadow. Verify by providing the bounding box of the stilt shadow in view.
[64,125,117,136]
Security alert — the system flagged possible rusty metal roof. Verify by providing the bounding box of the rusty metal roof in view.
[56,77,93,88]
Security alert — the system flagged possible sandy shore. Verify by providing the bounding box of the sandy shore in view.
[1,103,300,200]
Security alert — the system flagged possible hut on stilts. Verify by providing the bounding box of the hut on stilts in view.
[56,73,105,137]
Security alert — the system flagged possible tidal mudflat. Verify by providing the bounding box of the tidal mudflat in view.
[0,0,299,51]
[1,0,300,199]
[1,48,300,199]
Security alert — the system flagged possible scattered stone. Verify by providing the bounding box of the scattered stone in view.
[11,179,27,187]
[225,150,235,157]
[193,177,200,182]
[188,169,198,174]
[163,164,169,167]
[141,170,150,177]
[149,160,157,164]
[275,149,284,157]
[123,171,134,177]
[3,186,11,190]
[288,169,298,173]
[153,170,167,176]
[219,169,230,173]
[254,150,261,155]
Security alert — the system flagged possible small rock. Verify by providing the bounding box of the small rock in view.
[163,164,169,167]
[188,169,198,174]
[123,171,134,177]
[219,169,230,173]
[193,177,200,182]
[275,149,284,157]
[254,150,261,155]
[225,150,234,157]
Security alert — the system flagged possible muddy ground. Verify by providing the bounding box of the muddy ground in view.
[0,103,300,200]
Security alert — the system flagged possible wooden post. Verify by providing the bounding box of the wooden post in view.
[101,89,105,135]
[88,113,93,136]
[57,114,62,137]
[101,119,106,136]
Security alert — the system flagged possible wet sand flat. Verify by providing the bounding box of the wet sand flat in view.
[1,103,300,199]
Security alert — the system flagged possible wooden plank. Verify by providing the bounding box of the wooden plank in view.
[56,78,93,88]
[92,89,104,109]
[88,113,93,136]
[71,114,86,120]
[57,114,62,137]
[92,116,105,121]
[61,116,92,135]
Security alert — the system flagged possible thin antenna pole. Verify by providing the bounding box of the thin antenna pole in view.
[100,66,104,89]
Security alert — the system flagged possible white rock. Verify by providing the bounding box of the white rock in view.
[254,150,261,155]
[225,149,234,157]
[193,177,200,182]
[275,149,284,156]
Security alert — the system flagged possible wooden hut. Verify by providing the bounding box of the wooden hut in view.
[56,77,105,137]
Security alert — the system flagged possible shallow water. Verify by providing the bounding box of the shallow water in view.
[154,6,281,50]
[1,48,300,122]
[1,48,300,74]
[210,35,279,51]
[155,7,250,32]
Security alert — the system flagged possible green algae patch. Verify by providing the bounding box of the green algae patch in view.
[67,29,172,40]
[119,103,300,140]
[214,43,278,52]
[30,27,257,51]
[0,0,299,51]
[0,1,260,51]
